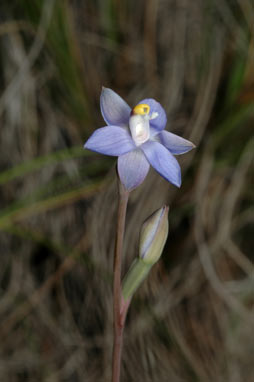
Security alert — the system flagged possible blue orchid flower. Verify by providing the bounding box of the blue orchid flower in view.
[84,88,195,191]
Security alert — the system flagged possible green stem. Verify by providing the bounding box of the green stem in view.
[112,181,129,382]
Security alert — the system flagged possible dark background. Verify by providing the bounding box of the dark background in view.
[0,0,253,381]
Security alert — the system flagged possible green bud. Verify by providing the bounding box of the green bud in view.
[139,205,169,264]
[122,206,169,301]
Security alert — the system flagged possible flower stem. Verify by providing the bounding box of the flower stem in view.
[112,180,129,382]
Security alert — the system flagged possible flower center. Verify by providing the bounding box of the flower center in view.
[129,103,151,146]
[132,103,150,115]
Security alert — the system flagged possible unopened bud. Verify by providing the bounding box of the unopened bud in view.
[122,206,169,301]
[139,205,169,264]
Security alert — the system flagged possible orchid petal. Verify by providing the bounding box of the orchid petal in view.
[84,126,135,156]
[159,131,196,155]
[118,150,150,191]
[150,127,160,138]
[138,98,167,132]
[142,141,181,187]
[100,88,131,127]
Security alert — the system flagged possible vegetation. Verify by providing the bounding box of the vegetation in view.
[0,0,253,381]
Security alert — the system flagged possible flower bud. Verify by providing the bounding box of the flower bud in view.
[122,206,169,301]
[139,205,169,264]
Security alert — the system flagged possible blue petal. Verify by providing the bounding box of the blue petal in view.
[150,127,161,137]
[138,98,167,132]
[84,126,135,156]
[141,141,181,187]
[100,88,131,127]
[118,149,150,191]
[159,131,196,155]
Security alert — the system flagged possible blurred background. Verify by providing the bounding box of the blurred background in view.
[0,0,253,381]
